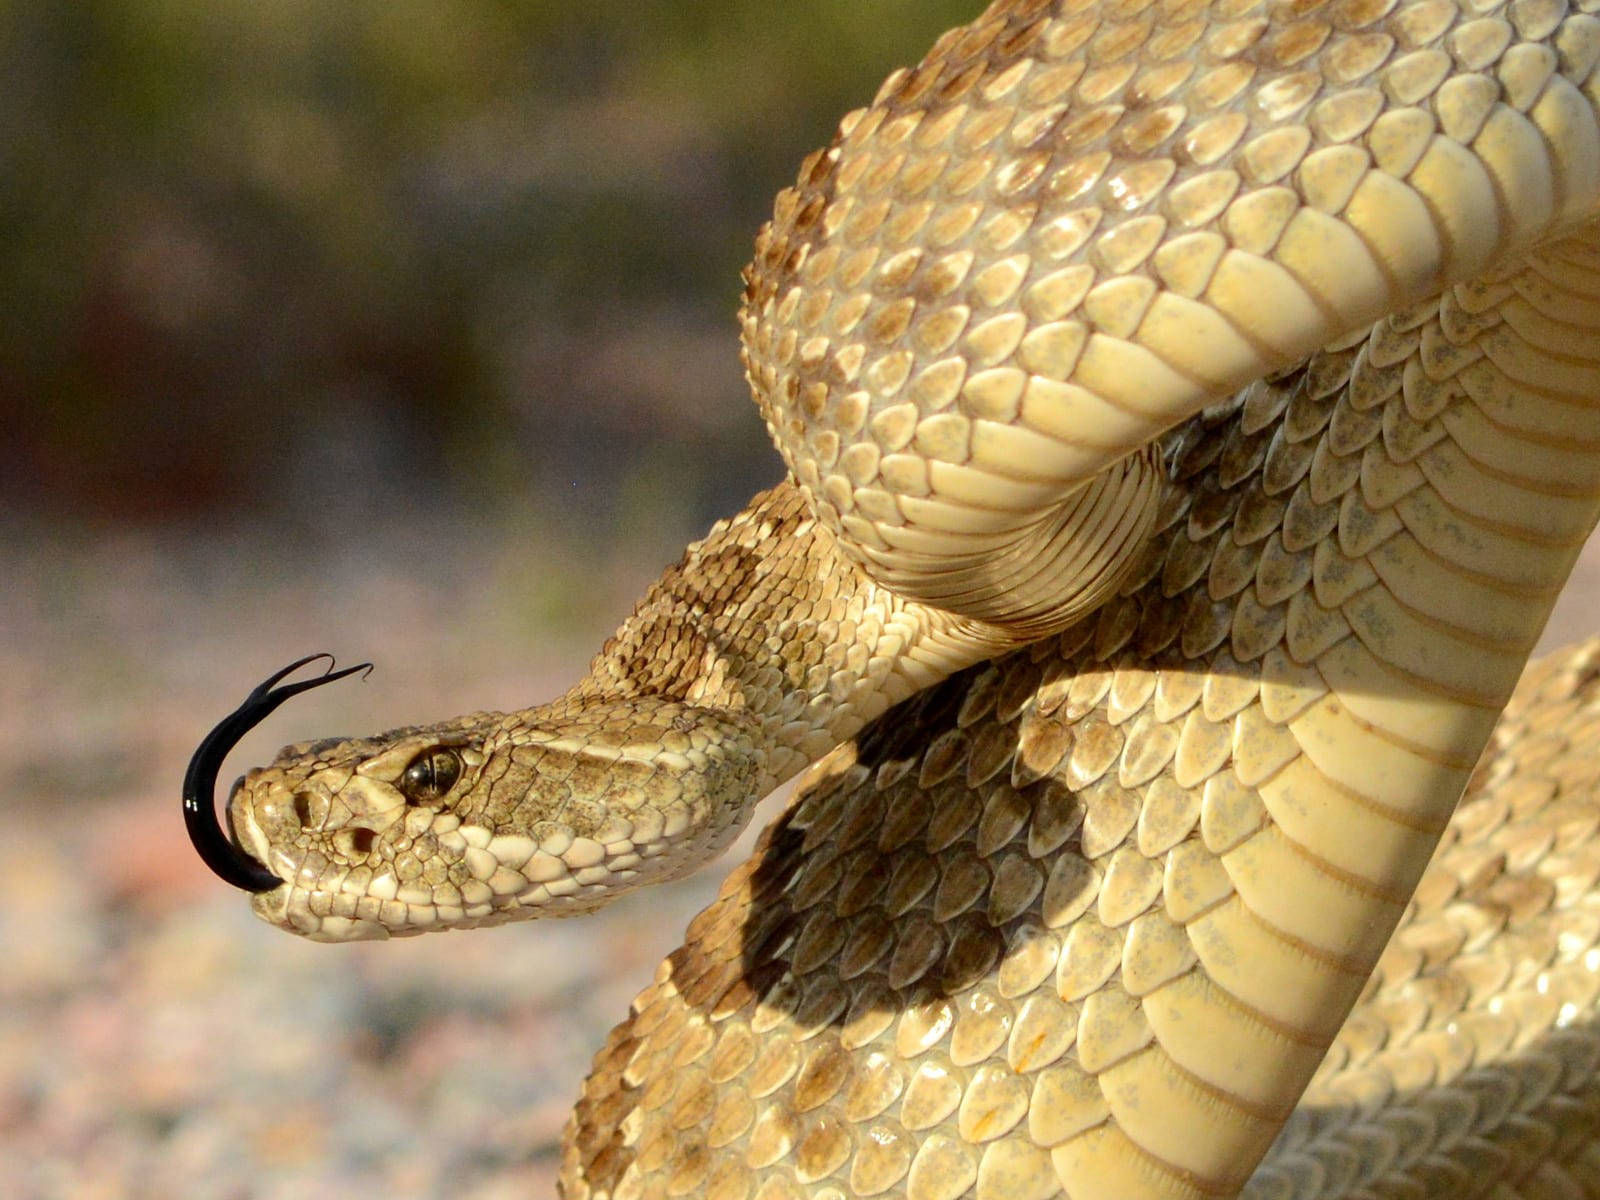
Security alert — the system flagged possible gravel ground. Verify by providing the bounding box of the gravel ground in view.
[4,516,1599,1200]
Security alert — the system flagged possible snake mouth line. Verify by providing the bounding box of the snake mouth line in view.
[183,653,372,894]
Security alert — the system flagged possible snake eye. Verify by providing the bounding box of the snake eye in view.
[399,747,462,803]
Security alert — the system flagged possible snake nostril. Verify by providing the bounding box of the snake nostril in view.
[292,793,315,828]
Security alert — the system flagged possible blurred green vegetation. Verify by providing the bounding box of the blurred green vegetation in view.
[3,0,976,538]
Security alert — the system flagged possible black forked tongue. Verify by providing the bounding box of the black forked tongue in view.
[183,654,372,892]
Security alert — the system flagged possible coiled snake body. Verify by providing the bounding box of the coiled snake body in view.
[186,0,1600,1196]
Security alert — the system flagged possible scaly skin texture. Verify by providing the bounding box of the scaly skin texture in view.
[565,631,1600,1200]
[210,0,1600,1195]
[559,243,1600,1198]
[1250,641,1600,1197]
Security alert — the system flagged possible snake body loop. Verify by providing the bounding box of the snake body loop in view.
[190,0,1600,1196]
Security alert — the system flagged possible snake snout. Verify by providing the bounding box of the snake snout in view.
[183,654,372,893]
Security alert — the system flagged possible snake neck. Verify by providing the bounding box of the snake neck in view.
[357,470,1162,925]
[559,477,1019,792]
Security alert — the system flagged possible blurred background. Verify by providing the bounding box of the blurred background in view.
[4,2,1600,1198]
[0,2,978,1196]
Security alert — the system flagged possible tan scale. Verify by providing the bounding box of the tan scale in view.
[209,0,1600,1196]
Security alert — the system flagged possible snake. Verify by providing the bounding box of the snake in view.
[181,0,1600,1195]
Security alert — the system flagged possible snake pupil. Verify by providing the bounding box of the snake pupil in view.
[399,747,462,803]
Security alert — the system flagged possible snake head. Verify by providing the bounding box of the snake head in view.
[227,720,511,942]
[184,655,501,941]
[190,660,768,942]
